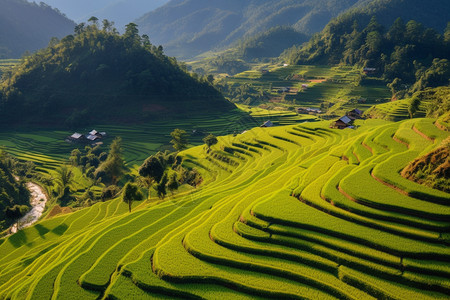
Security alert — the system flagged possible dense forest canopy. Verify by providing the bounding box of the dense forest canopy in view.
[0,20,234,127]
[0,0,75,58]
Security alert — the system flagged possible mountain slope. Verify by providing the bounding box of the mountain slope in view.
[344,0,450,33]
[0,0,76,58]
[135,0,364,58]
[0,23,235,127]
[42,0,169,29]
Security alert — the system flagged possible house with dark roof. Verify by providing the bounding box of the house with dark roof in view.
[261,120,274,128]
[331,116,352,129]
[363,67,376,75]
[348,109,363,120]
[297,107,322,115]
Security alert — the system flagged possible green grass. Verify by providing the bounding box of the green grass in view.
[0,117,449,299]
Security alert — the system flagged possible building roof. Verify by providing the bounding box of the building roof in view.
[86,134,99,141]
[71,133,83,139]
[339,116,352,124]
[351,109,363,115]
[89,130,98,136]
[261,120,274,127]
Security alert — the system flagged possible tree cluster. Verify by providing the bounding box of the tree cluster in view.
[0,150,30,231]
[282,17,450,100]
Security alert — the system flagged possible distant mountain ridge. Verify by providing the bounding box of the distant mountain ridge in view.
[41,0,170,30]
[136,0,365,58]
[0,0,76,58]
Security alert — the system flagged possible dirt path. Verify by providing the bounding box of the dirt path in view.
[10,182,48,234]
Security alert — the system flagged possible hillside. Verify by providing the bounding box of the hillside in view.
[342,0,450,33]
[135,0,364,58]
[0,22,236,128]
[41,0,169,30]
[282,15,450,101]
[0,0,76,58]
[0,117,449,298]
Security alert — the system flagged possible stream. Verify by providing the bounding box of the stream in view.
[10,182,48,234]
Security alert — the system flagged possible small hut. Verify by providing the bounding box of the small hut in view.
[261,121,274,128]
[331,116,352,129]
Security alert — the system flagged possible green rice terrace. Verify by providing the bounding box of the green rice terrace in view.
[0,110,254,172]
[0,115,449,299]
[223,65,391,116]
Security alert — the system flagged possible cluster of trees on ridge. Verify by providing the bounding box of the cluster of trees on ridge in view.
[0,18,233,127]
[282,17,450,100]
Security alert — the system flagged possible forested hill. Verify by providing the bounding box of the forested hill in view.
[135,0,365,58]
[282,15,450,100]
[344,0,450,33]
[0,0,76,58]
[0,21,235,128]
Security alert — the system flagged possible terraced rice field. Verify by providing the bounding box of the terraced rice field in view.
[0,117,449,299]
[0,110,254,172]
[226,65,391,114]
[365,97,430,121]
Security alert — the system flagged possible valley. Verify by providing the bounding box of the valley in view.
[0,0,449,299]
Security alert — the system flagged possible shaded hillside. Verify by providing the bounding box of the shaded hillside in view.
[42,0,169,30]
[136,0,363,58]
[236,26,310,61]
[0,0,76,58]
[0,22,235,127]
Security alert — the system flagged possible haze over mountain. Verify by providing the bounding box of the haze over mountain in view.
[41,0,169,30]
[0,0,75,58]
[136,0,366,58]
[136,0,450,59]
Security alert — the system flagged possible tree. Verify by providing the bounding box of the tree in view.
[95,137,125,184]
[170,129,189,151]
[122,182,143,212]
[88,16,99,26]
[137,176,155,201]
[203,134,218,151]
[55,165,73,198]
[408,96,421,118]
[167,173,179,195]
[124,23,141,46]
[69,148,82,166]
[4,205,29,229]
[138,154,165,183]
[155,173,168,199]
